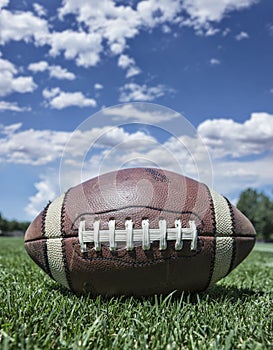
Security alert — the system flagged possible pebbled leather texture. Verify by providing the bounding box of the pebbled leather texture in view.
[63,168,214,236]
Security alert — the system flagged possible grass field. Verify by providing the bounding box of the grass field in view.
[0,238,272,350]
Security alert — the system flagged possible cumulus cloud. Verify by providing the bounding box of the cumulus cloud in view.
[118,54,141,78]
[42,87,60,99]
[182,0,258,32]
[54,0,182,63]
[58,1,139,56]
[3,110,268,218]
[0,0,259,70]
[211,155,273,198]
[0,123,69,165]
[33,3,47,17]
[25,175,59,217]
[0,101,30,112]
[28,61,49,72]
[235,31,249,40]
[103,103,180,123]
[28,61,75,80]
[198,112,273,158]
[0,122,156,166]
[48,30,103,67]
[119,83,170,102]
[42,88,96,109]
[48,66,75,80]
[0,8,49,45]
[3,111,270,169]
[0,57,37,97]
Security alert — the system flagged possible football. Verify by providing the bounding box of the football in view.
[24,168,256,296]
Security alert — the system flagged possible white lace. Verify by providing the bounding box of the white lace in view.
[78,219,197,253]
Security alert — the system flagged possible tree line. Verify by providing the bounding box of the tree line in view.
[0,187,272,240]
[237,188,273,241]
[0,213,30,235]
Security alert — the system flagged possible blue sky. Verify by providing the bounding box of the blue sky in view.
[0,0,273,221]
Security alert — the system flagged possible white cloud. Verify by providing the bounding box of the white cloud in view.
[0,0,259,72]
[28,61,75,80]
[162,25,171,34]
[235,31,249,40]
[28,61,49,72]
[126,66,142,79]
[210,58,221,65]
[0,8,49,45]
[4,110,269,219]
[58,0,140,55]
[103,103,180,123]
[54,0,252,67]
[119,83,170,102]
[0,57,37,97]
[136,0,183,27]
[25,175,58,218]
[25,129,212,219]
[0,101,30,112]
[0,122,156,167]
[0,123,69,165]
[0,0,9,9]
[49,30,103,67]
[94,83,103,90]
[48,65,75,80]
[43,88,96,109]
[118,54,141,78]
[211,155,273,196]
[181,0,258,27]
[33,3,47,17]
[118,54,135,68]
[25,140,273,220]
[42,87,60,99]
[198,112,273,158]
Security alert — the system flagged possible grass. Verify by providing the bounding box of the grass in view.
[0,238,273,350]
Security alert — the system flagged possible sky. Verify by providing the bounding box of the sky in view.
[0,0,273,221]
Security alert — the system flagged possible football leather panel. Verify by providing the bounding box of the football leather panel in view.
[25,239,51,276]
[231,206,256,237]
[24,208,45,242]
[231,236,256,270]
[63,168,214,237]
[63,236,215,296]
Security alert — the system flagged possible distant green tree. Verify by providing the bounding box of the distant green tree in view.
[17,221,30,232]
[237,188,258,223]
[0,212,30,234]
[237,188,273,240]
[0,212,9,233]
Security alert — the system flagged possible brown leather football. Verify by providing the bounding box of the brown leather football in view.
[25,167,256,296]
